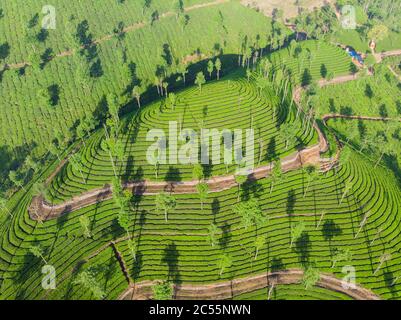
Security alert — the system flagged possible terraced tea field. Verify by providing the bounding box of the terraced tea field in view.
[1,0,401,303]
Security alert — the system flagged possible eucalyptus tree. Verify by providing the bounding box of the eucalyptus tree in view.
[177,63,188,86]
[132,85,143,109]
[196,182,209,211]
[232,198,265,230]
[168,92,177,111]
[254,235,266,260]
[270,161,283,194]
[215,58,222,80]
[79,215,92,238]
[331,248,352,268]
[279,123,298,150]
[127,238,138,261]
[303,165,319,198]
[207,223,219,247]
[340,179,353,205]
[155,192,177,222]
[234,174,247,202]
[195,72,206,93]
[290,221,306,248]
[74,269,105,300]
[173,0,184,20]
[29,244,47,264]
[374,253,392,275]
[152,281,173,300]
[316,210,327,229]
[370,226,384,245]
[354,212,370,239]
[302,267,320,290]
[207,60,214,79]
[218,254,233,276]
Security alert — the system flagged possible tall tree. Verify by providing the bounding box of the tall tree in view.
[331,248,352,268]
[152,281,173,300]
[374,253,392,275]
[132,85,143,109]
[196,182,209,211]
[74,269,105,300]
[79,215,92,238]
[207,223,219,247]
[254,235,266,260]
[195,72,206,93]
[302,267,320,289]
[218,254,232,276]
[215,58,222,80]
[207,60,214,79]
[155,192,177,222]
[290,221,306,248]
[234,175,247,202]
[29,245,47,264]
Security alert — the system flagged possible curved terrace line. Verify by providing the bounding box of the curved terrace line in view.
[119,269,380,300]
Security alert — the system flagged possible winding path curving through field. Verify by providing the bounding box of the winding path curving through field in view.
[118,269,380,300]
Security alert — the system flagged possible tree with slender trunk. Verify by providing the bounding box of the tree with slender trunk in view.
[215,58,222,80]
[155,192,177,222]
[316,210,327,229]
[270,161,283,194]
[196,182,209,211]
[195,72,206,93]
[290,221,306,248]
[207,223,219,247]
[29,245,47,264]
[162,81,168,96]
[218,254,232,276]
[132,85,142,109]
[232,198,266,230]
[177,63,188,86]
[74,268,105,300]
[279,123,298,151]
[331,248,352,268]
[354,212,370,239]
[152,281,173,300]
[102,125,118,178]
[79,215,92,238]
[168,92,177,111]
[302,267,320,290]
[254,235,266,260]
[234,174,247,202]
[370,227,384,245]
[340,179,353,205]
[374,253,392,275]
[207,60,214,79]
[127,238,138,262]
[303,165,319,198]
